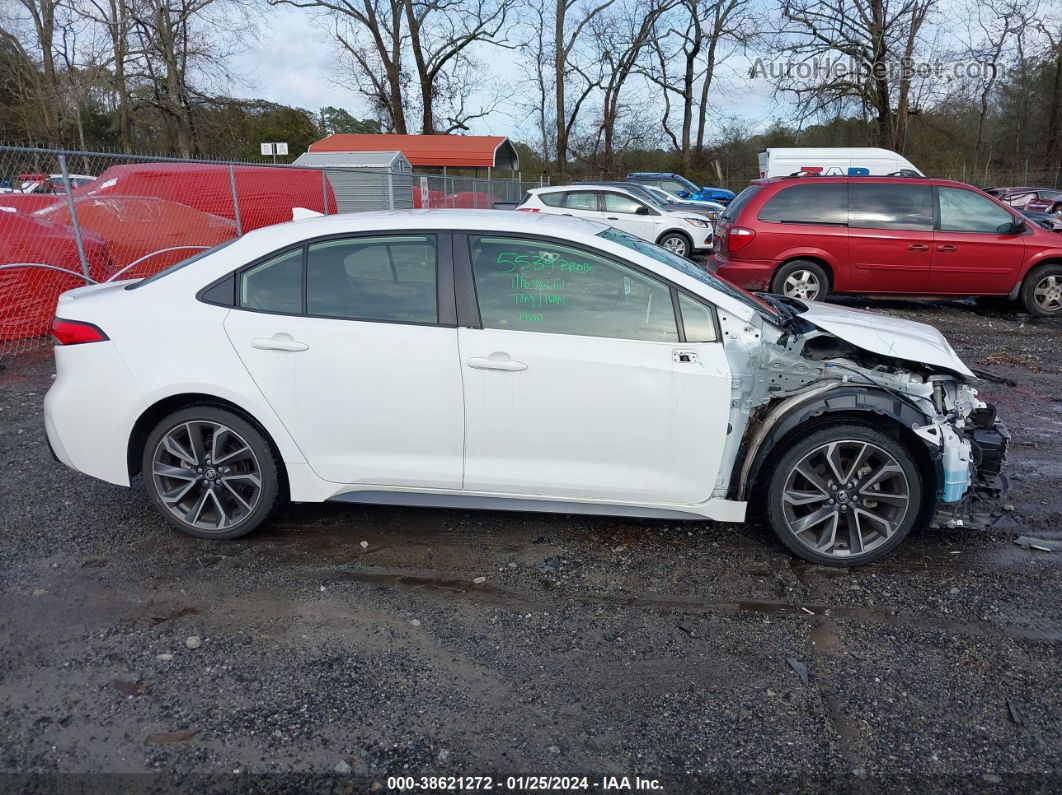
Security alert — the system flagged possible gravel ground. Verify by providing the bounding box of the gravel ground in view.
[1,298,1060,793]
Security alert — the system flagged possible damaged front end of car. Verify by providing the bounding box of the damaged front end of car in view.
[713,297,1010,527]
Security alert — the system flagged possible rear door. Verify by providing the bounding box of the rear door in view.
[560,190,605,223]
[928,186,1026,295]
[223,232,464,487]
[846,182,934,292]
[455,232,731,505]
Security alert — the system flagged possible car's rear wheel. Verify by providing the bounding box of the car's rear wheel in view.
[1019,264,1062,317]
[771,259,830,301]
[142,406,279,540]
[658,232,691,258]
[763,424,922,566]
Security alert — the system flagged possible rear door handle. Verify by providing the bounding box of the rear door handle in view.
[252,335,309,352]
[467,355,527,372]
[908,243,929,251]
[937,244,958,253]
[607,216,619,220]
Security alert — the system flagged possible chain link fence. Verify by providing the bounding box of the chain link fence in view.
[0,145,544,360]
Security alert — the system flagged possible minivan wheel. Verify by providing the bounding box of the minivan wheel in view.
[1019,264,1062,317]
[771,260,830,301]
[764,424,922,566]
[142,406,280,540]
[658,232,691,258]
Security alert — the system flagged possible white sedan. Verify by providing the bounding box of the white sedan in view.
[44,210,1008,565]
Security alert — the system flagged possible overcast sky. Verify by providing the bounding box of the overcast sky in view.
[228,5,778,144]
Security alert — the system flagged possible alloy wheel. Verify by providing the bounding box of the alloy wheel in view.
[1033,274,1062,314]
[151,421,262,531]
[782,270,822,300]
[661,236,688,256]
[780,440,910,559]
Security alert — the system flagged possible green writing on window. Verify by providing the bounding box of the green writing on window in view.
[494,251,589,324]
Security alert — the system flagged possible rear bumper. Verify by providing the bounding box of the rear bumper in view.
[709,254,774,291]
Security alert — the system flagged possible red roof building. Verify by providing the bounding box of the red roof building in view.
[308,134,519,172]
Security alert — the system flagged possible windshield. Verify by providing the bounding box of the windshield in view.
[596,228,778,317]
[125,238,237,289]
[673,175,700,193]
[719,185,760,222]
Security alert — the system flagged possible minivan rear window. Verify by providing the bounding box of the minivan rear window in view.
[758,183,848,225]
[720,185,760,222]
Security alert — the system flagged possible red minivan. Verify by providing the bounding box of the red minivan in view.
[709,176,1062,316]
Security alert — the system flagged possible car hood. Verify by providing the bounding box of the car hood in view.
[795,301,975,378]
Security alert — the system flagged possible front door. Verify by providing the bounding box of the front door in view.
[928,186,1027,295]
[846,182,935,293]
[600,190,660,242]
[223,233,464,487]
[457,233,731,505]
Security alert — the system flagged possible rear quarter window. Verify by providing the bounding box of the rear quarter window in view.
[758,183,848,225]
[720,185,761,222]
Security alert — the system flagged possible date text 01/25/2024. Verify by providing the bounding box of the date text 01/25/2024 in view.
[386,775,664,791]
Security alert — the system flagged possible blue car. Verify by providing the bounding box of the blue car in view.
[626,172,735,205]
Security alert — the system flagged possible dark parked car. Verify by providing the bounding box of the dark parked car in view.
[626,172,735,205]
[1026,190,1062,216]
[1022,209,1062,232]
[575,180,719,219]
[709,175,1062,316]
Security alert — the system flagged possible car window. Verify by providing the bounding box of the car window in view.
[758,183,848,225]
[539,191,565,208]
[938,187,1014,233]
[678,293,717,342]
[469,235,678,342]
[849,184,934,230]
[660,180,687,195]
[720,185,761,222]
[603,192,644,214]
[240,248,303,314]
[563,191,599,211]
[306,235,437,323]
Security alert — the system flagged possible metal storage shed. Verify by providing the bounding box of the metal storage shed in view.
[292,150,413,212]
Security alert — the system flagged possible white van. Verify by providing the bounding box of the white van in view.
[758,148,923,179]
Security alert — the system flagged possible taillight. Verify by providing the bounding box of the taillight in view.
[727,226,756,253]
[51,317,109,345]
[516,207,539,212]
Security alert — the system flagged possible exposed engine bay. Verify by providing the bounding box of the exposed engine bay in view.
[713,295,1010,523]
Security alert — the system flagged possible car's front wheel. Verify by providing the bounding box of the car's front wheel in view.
[658,232,691,258]
[763,424,923,566]
[142,406,280,540]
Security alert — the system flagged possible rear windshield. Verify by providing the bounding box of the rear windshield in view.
[125,239,237,289]
[719,185,760,222]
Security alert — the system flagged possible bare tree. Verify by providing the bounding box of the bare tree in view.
[589,0,673,175]
[72,0,136,150]
[643,0,750,170]
[1,0,66,144]
[770,0,937,152]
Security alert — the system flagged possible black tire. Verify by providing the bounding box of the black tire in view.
[770,259,830,302]
[1019,263,1062,317]
[142,406,280,540]
[657,231,692,258]
[762,423,923,566]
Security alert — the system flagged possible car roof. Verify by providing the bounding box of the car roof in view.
[751,175,996,190]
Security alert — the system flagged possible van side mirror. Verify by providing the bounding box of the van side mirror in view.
[635,205,651,215]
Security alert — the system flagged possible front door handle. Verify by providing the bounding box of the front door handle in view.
[607,216,620,220]
[937,244,958,253]
[252,335,309,352]
[908,243,929,251]
[467,355,528,372]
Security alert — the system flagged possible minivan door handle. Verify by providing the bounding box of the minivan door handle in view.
[467,355,528,372]
[252,334,309,352]
[908,243,929,251]
[937,244,958,253]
